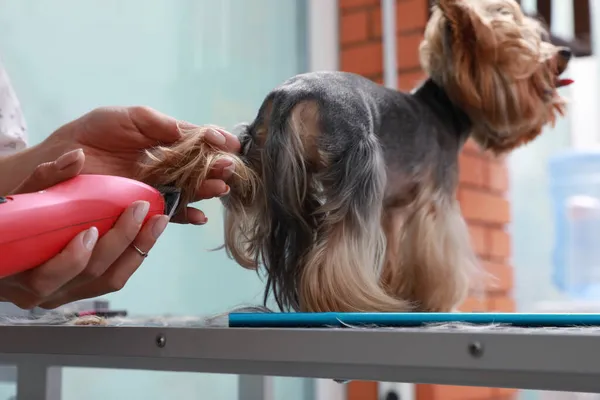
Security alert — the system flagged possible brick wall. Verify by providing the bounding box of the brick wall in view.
[339,0,516,399]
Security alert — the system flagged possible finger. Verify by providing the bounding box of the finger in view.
[194,179,229,200]
[202,127,242,153]
[13,226,99,301]
[0,284,43,310]
[170,206,207,225]
[127,106,183,144]
[212,127,242,153]
[10,148,85,195]
[60,200,150,286]
[204,156,236,182]
[39,214,169,309]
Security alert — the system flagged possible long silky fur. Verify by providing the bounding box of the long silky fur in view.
[381,180,483,312]
[421,0,570,154]
[223,98,411,312]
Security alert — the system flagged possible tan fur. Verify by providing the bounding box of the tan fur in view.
[290,101,328,170]
[420,0,569,154]
[223,101,411,312]
[380,180,484,312]
[290,102,409,312]
[300,219,412,312]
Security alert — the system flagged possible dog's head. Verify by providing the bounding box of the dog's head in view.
[419,0,573,153]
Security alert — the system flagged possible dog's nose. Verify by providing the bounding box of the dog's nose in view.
[559,48,572,61]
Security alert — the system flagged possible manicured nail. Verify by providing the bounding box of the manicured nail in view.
[133,201,150,223]
[83,227,99,251]
[220,185,230,197]
[55,148,84,170]
[152,215,169,239]
[205,128,227,145]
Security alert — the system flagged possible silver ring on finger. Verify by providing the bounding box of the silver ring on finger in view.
[131,244,148,258]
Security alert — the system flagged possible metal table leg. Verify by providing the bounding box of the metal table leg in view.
[16,363,61,400]
[238,375,273,400]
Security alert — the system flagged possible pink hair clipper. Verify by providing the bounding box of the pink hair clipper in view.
[0,174,181,278]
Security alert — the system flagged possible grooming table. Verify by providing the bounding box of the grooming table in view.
[1,324,600,399]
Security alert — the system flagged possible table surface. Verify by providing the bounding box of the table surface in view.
[0,324,599,393]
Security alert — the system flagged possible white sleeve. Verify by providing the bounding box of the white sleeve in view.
[0,61,27,156]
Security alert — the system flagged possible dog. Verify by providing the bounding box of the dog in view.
[139,0,573,314]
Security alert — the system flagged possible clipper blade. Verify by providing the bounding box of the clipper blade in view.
[157,186,182,220]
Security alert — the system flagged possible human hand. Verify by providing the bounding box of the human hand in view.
[43,106,242,225]
[1,148,169,309]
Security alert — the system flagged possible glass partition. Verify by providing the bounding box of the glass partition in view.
[0,1,309,399]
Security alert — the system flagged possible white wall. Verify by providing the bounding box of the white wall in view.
[569,56,600,148]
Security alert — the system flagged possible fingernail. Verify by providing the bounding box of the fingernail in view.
[220,185,230,197]
[55,148,84,170]
[205,128,227,145]
[83,227,99,251]
[152,215,169,239]
[133,201,150,223]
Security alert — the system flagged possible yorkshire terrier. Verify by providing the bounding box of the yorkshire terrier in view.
[139,0,573,314]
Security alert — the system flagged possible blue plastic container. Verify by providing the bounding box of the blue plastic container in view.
[549,149,600,298]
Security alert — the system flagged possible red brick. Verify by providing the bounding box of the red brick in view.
[489,228,511,259]
[458,296,487,312]
[372,75,384,85]
[493,387,520,399]
[468,224,487,257]
[347,381,378,400]
[397,0,429,32]
[341,43,383,76]
[341,11,370,45]
[459,153,486,187]
[370,0,428,38]
[488,295,516,312]
[397,32,424,70]
[485,261,513,293]
[397,70,426,91]
[459,188,511,225]
[418,384,494,400]
[488,161,509,193]
[340,0,379,11]
[369,8,383,38]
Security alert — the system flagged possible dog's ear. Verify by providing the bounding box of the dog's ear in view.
[437,0,494,51]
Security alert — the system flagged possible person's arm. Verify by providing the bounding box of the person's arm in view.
[0,59,51,195]
[0,59,28,156]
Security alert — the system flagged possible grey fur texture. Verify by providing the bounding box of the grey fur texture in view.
[222,71,475,313]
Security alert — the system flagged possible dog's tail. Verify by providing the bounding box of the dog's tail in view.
[224,98,412,312]
[137,124,259,224]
